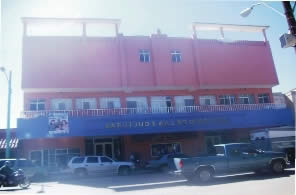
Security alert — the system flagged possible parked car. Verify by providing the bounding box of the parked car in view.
[0,159,48,179]
[67,156,135,177]
[174,143,288,183]
[146,153,190,172]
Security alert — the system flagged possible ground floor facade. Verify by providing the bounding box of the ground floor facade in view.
[17,128,251,168]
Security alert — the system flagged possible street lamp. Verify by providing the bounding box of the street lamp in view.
[0,66,12,159]
[240,2,285,18]
[240,2,296,51]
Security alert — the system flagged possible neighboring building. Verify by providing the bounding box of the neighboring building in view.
[285,89,296,125]
[17,18,294,168]
[0,129,19,158]
[273,92,287,108]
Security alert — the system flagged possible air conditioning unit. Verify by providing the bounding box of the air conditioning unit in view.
[279,33,296,48]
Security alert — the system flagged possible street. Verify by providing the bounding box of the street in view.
[0,168,294,195]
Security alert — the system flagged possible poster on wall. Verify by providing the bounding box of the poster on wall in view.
[48,113,69,135]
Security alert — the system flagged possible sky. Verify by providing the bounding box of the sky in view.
[0,0,295,128]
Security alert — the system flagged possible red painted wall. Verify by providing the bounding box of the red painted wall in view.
[22,35,278,90]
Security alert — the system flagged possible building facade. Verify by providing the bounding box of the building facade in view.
[17,18,294,168]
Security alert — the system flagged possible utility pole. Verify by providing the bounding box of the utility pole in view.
[282,1,296,52]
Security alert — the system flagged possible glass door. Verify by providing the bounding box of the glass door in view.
[104,143,113,158]
[95,144,104,156]
[30,150,42,166]
[95,143,113,158]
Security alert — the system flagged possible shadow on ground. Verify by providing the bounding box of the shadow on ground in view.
[19,168,294,192]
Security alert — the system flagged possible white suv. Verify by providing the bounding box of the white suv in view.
[67,156,135,176]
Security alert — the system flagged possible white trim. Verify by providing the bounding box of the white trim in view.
[192,22,269,33]
[22,17,121,25]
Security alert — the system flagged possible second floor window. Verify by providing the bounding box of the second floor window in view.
[219,95,235,105]
[51,98,72,110]
[29,99,45,111]
[258,94,270,103]
[76,98,97,110]
[239,94,254,104]
[171,50,181,63]
[199,96,216,105]
[139,49,150,63]
[126,97,148,113]
[100,97,121,109]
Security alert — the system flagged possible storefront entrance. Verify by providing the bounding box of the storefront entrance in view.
[95,143,113,158]
[85,136,122,160]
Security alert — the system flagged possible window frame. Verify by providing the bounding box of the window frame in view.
[219,95,236,105]
[171,50,182,63]
[199,95,217,105]
[29,99,45,111]
[139,49,150,63]
[258,93,270,104]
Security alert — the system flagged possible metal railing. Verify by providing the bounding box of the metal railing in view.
[20,103,286,118]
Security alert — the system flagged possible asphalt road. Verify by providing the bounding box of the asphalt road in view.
[0,168,294,195]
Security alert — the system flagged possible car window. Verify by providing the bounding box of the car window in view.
[215,146,225,156]
[72,157,85,164]
[86,157,98,163]
[229,148,241,157]
[101,157,113,163]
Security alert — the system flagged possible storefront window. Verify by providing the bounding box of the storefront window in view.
[151,143,181,157]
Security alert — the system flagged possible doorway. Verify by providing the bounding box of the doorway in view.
[95,143,113,158]
[30,150,43,166]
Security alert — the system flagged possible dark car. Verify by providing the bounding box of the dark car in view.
[146,153,190,172]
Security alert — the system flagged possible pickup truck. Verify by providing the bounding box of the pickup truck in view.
[174,143,288,183]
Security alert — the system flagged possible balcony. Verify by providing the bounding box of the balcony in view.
[21,103,286,118]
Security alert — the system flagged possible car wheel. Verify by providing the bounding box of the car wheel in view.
[196,168,213,183]
[271,160,284,174]
[119,166,131,176]
[75,168,87,177]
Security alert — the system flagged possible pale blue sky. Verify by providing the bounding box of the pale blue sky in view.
[0,0,295,128]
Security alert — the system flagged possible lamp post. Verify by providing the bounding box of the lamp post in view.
[240,2,296,52]
[0,67,12,159]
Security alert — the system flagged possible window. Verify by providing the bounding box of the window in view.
[219,95,235,105]
[151,143,181,157]
[76,98,97,109]
[100,97,121,109]
[100,156,113,163]
[258,94,270,103]
[171,50,181,63]
[239,94,254,104]
[174,96,194,112]
[83,102,90,109]
[151,96,172,113]
[215,146,225,156]
[58,103,66,110]
[229,149,241,157]
[72,157,85,164]
[199,96,216,105]
[29,99,45,111]
[205,136,221,154]
[51,99,72,110]
[139,49,150,63]
[126,97,148,113]
[87,157,98,163]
